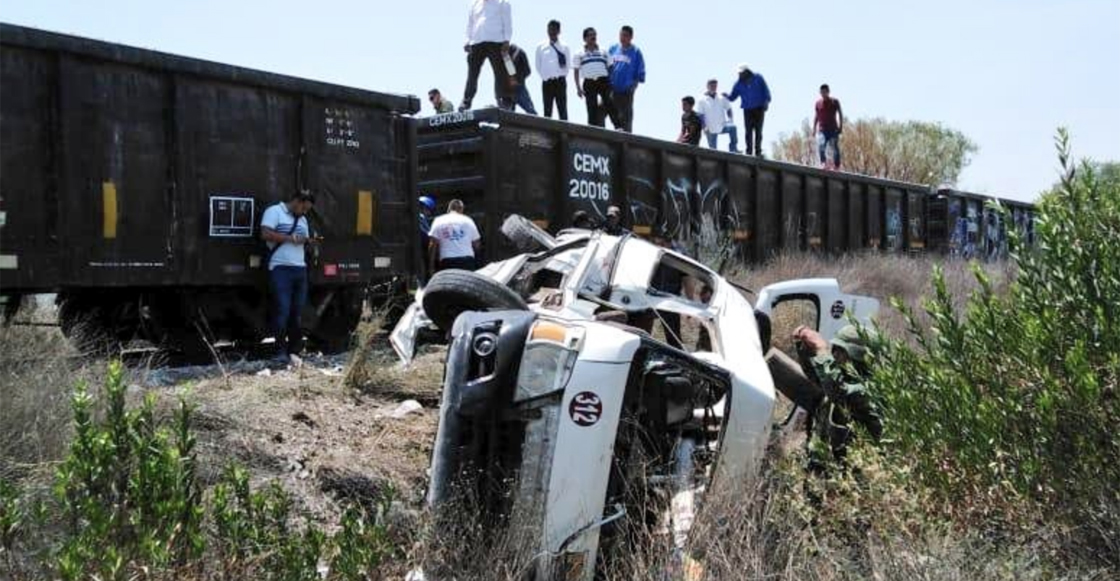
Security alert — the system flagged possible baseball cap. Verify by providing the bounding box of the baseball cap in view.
[830,325,872,363]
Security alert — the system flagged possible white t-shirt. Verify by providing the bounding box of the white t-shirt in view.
[697,93,734,134]
[429,212,481,260]
[261,202,310,270]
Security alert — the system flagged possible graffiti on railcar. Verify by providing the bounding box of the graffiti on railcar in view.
[623,175,740,244]
[885,207,902,251]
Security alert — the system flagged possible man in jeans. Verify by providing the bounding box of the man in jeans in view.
[608,25,645,132]
[460,0,513,111]
[429,199,482,272]
[573,27,616,127]
[726,64,771,157]
[697,79,740,152]
[813,83,844,169]
[497,43,537,114]
[536,20,571,120]
[260,191,315,365]
[677,96,702,146]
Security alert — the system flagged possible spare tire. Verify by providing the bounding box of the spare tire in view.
[501,214,557,253]
[422,269,529,331]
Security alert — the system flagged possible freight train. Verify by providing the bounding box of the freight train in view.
[0,24,1035,355]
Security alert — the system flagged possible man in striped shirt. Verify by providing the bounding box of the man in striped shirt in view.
[573,27,617,128]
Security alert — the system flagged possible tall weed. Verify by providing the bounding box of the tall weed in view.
[870,131,1120,563]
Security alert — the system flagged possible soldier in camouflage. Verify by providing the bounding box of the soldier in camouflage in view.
[793,324,883,473]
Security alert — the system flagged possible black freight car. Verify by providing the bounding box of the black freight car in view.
[416,108,1033,267]
[926,188,1035,260]
[0,24,419,353]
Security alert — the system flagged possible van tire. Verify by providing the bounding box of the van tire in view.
[422,270,528,330]
[501,214,556,253]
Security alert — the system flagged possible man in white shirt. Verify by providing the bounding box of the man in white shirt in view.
[535,19,571,121]
[429,199,482,272]
[461,0,513,111]
[697,79,740,153]
[573,27,617,127]
[260,191,315,364]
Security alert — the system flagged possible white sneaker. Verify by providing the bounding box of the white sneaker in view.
[288,353,304,368]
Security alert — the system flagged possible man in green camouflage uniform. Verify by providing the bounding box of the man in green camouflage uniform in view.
[793,324,883,473]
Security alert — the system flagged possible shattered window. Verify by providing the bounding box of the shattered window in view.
[647,253,716,306]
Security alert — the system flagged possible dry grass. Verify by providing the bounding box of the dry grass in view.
[733,251,1015,346]
[0,303,89,483]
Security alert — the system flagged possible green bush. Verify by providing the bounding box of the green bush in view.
[870,131,1120,536]
[53,360,203,579]
[1,360,398,580]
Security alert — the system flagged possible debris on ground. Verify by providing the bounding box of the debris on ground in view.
[386,400,423,419]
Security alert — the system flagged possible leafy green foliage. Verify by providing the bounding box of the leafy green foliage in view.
[1,361,398,579]
[773,117,978,186]
[53,360,204,579]
[870,130,1120,531]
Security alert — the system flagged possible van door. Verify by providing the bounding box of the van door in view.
[753,278,879,342]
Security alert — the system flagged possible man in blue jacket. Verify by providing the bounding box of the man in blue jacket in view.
[726,64,772,157]
[608,25,645,133]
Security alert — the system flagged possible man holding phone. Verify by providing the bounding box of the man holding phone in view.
[260,190,316,365]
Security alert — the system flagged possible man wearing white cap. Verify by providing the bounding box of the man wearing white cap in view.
[726,64,772,157]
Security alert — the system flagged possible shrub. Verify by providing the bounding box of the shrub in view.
[870,131,1120,557]
[52,360,204,579]
[1,361,398,580]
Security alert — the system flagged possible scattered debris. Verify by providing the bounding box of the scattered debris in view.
[256,368,272,377]
[388,400,423,419]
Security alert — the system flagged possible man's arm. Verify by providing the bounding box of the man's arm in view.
[428,239,439,273]
[761,76,771,108]
[836,100,844,133]
[260,208,304,245]
[261,226,300,245]
[635,48,646,84]
[465,1,474,50]
[573,59,584,97]
[726,82,739,103]
[535,45,544,76]
[520,49,531,79]
[812,102,820,135]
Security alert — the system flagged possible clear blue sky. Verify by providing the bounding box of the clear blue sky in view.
[4,0,1118,202]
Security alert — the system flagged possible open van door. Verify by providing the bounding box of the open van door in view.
[754,278,879,342]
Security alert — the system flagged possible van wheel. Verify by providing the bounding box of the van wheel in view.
[501,214,556,253]
[422,270,528,331]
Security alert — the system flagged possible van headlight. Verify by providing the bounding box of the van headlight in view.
[514,320,584,402]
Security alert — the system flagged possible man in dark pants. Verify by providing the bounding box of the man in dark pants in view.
[726,64,772,157]
[461,0,513,111]
[536,20,571,120]
[608,25,646,132]
[573,27,616,127]
[260,191,316,366]
[428,199,482,272]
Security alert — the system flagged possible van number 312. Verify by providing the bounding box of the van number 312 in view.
[569,179,610,201]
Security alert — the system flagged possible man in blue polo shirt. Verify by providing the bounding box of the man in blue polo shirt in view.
[260,191,315,365]
[727,64,772,157]
[608,25,645,133]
